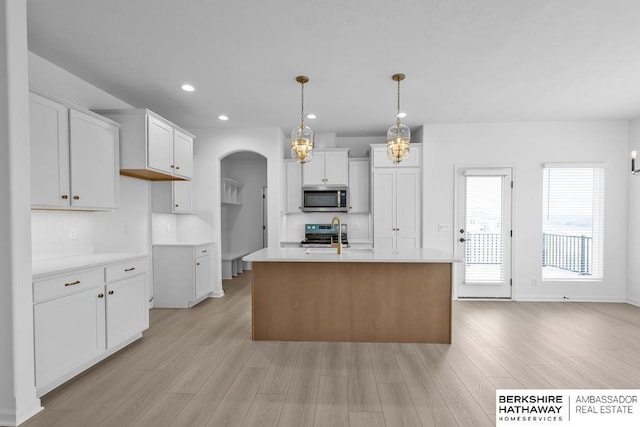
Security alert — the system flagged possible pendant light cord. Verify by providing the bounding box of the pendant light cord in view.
[300,81,305,129]
[396,78,401,128]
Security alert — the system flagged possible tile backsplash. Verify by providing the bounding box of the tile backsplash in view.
[31,211,94,261]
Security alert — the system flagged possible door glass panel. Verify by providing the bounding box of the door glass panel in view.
[464,176,504,283]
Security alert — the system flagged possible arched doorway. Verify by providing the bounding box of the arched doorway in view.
[219,151,268,281]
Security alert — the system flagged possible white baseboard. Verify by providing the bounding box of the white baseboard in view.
[626,296,640,307]
[0,399,43,426]
[515,295,626,302]
[211,290,225,298]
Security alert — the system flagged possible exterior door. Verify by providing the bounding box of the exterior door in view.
[457,168,512,298]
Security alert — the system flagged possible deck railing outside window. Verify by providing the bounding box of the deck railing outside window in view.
[465,232,592,275]
[542,233,592,275]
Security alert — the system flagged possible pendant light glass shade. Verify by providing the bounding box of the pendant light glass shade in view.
[387,73,410,164]
[291,76,314,163]
[291,125,314,163]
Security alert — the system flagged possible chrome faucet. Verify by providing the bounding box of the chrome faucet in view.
[330,216,343,254]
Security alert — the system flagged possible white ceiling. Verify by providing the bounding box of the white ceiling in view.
[26,0,640,137]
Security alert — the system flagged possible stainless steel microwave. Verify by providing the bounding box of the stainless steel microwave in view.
[302,187,348,212]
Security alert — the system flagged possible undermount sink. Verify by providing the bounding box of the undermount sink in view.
[304,248,374,255]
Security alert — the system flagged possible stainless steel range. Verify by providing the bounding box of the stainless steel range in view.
[300,223,348,248]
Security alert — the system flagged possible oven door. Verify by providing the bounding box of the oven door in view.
[302,188,348,212]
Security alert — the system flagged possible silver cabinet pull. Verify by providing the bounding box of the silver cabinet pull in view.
[124,267,136,272]
[64,280,81,287]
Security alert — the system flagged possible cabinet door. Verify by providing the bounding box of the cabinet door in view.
[173,180,193,213]
[69,109,119,209]
[34,287,105,389]
[302,152,326,186]
[173,130,193,179]
[396,168,421,248]
[30,92,70,208]
[106,276,148,349]
[324,151,348,185]
[372,169,396,248]
[195,254,212,299]
[284,160,302,213]
[348,159,369,213]
[147,115,174,174]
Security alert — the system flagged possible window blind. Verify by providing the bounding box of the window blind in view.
[542,166,605,280]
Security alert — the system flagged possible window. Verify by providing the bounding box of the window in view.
[542,165,604,280]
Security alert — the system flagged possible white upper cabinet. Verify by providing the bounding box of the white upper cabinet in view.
[348,158,369,213]
[30,92,70,208]
[302,149,349,186]
[146,115,174,174]
[372,144,422,168]
[30,90,120,211]
[69,109,119,209]
[173,180,193,213]
[284,159,302,213]
[173,129,194,179]
[97,109,194,181]
[151,180,193,214]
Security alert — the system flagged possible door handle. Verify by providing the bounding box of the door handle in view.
[459,238,466,242]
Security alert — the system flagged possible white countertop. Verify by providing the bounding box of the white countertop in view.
[152,241,214,247]
[33,252,148,278]
[244,247,460,263]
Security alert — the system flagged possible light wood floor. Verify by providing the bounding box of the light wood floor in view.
[24,271,640,427]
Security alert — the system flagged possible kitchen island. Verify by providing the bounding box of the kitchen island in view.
[243,247,458,343]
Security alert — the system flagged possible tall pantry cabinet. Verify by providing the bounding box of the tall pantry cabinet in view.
[371,144,422,249]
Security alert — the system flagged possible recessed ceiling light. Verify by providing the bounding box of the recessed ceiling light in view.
[218,115,229,121]
[396,112,407,118]
[181,83,195,92]
[306,113,316,119]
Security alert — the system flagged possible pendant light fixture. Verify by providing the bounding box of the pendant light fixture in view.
[291,75,314,163]
[386,73,410,164]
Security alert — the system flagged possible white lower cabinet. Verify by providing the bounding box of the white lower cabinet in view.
[106,275,148,349]
[195,254,211,300]
[33,255,149,396]
[153,243,215,308]
[34,286,105,391]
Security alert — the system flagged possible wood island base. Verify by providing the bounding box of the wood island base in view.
[251,262,452,343]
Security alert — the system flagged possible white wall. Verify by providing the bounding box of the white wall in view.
[182,127,285,295]
[0,1,41,424]
[221,152,267,254]
[627,118,640,305]
[422,121,629,301]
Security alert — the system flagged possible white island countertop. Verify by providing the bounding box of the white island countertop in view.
[244,247,460,263]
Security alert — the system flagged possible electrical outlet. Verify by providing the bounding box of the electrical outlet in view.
[438,224,450,232]
[69,227,78,240]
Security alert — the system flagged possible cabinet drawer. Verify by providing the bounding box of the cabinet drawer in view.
[105,258,148,283]
[34,268,104,303]
[196,245,212,257]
